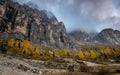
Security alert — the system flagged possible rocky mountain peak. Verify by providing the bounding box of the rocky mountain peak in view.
[94,28,120,45]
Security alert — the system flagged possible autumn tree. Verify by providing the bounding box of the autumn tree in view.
[67,50,72,58]
[78,50,84,60]
[60,48,67,58]
[7,38,15,48]
[53,50,60,58]
[15,40,19,48]
[90,50,97,59]
[20,40,32,55]
[32,47,40,58]
[84,51,90,59]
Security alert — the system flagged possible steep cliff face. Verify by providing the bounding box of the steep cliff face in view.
[0,0,76,49]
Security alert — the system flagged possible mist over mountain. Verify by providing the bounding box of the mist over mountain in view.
[13,0,120,33]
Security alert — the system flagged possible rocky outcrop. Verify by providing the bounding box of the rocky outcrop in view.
[0,0,76,49]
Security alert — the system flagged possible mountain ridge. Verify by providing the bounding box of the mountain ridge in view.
[0,0,120,50]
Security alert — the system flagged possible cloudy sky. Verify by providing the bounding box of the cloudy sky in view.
[14,0,120,33]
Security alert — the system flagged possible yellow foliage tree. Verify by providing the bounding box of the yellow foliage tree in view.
[7,38,15,47]
[78,50,84,60]
[15,40,19,48]
[67,50,72,58]
[99,50,104,54]
[90,50,97,59]
[21,40,32,55]
[84,51,90,59]
[32,47,40,58]
[53,50,60,57]
[60,48,67,58]
[105,48,111,55]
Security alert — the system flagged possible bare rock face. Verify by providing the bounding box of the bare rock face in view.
[69,29,120,46]
[69,31,91,42]
[0,0,76,49]
[94,28,120,45]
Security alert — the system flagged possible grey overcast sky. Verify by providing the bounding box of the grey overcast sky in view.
[14,0,120,33]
